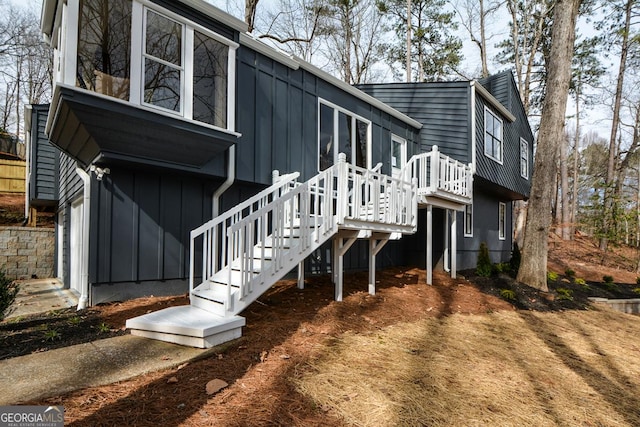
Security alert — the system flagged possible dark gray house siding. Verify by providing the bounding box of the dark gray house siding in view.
[236,51,421,185]
[28,104,59,206]
[46,41,421,303]
[475,72,533,200]
[356,82,472,163]
[456,182,514,270]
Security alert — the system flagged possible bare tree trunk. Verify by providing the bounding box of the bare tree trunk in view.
[406,0,412,82]
[554,168,561,235]
[601,0,633,252]
[245,0,260,33]
[517,0,580,292]
[479,0,488,78]
[571,90,580,239]
[560,133,571,240]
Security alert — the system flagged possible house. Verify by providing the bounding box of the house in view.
[30,0,529,347]
[359,72,534,270]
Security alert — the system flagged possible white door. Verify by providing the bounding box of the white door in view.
[69,199,84,295]
[391,135,407,179]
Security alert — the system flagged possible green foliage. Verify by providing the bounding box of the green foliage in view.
[556,288,574,301]
[603,281,618,292]
[379,0,463,81]
[547,271,559,282]
[636,277,640,286]
[564,268,576,278]
[499,289,516,301]
[68,315,82,326]
[633,288,640,295]
[44,328,61,341]
[510,242,521,274]
[602,275,614,284]
[476,242,492,277]
[493,263,511,274]
[97,322,111,333]
[0,269,19,321]
[575,278,588,289]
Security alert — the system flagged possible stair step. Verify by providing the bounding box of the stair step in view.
[191,286,229,316]
[126,305,245,348]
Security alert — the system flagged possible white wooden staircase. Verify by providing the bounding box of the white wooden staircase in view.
[127,147,472,348]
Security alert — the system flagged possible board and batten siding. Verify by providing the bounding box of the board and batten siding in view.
[357,82,472,164]
[236,49,421,185]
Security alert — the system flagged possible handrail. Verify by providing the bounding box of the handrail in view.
[189,171,300,292]
[402,145,473,200]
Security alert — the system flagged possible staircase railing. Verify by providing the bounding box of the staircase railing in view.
[190,153,418,313]
[189,171,300,293]
[404,145,473,201]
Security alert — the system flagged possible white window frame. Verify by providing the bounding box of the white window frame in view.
[70,0,238,133]
[464,203,473,237]
[498,202,506,240]
[520,138,529,179]
[391,134,407,179]
[317,98,372,171]
[484,107,503,164]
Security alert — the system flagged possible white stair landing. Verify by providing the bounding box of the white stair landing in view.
[126,305,245,349]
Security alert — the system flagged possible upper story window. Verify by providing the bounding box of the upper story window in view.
[77,0,132,100]
[484,107,503,164]
[75,0,234,131]
[520,138,529,179]
[391,134,407,179]
[318,99,370,171]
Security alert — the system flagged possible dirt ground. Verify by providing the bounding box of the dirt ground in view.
[3,234,640,426]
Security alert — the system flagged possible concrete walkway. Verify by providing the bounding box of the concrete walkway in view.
[0,279,214,405]
[6,278,77,319]
[0,335,212,405]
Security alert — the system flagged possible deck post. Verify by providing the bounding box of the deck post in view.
[368,234,390,296]
[297,261,304,289]
[333,234,357,302]
[451,210,457,279]
[426,204,433,285]
[444,210,450,272]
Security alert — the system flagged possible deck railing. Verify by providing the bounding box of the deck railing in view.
[403,145,473,202]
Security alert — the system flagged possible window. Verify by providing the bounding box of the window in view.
[143,10,183,112]
[498,202,506,240]
[484,107,503,163]
[76,0,234,130]
[464,204,473,237]
[391,135,407,179]
[77,0,132,100]
[520,138,529,179]
[318,99,370,171]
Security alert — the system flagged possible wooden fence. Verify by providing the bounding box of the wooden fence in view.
[0,159,25,193]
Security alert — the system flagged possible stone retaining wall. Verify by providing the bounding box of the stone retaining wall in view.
[0,226,55,279]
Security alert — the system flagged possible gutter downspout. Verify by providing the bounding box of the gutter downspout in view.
[470,81,477,174]
[75,166,91,310]
[212,145,236,217]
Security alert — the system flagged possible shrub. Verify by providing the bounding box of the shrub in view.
[636,277,640,286]
[493,263,511,274]
[44,328,61,341]
[632,288,640,295]
[476,242,492,277]
[556,288,574,301]
[575,278,586,286]
[509,242,521,274]
[547,271,559,282]
[603,275,614,284]
[565,268,576,278]
[499,289,516,301]
[0,269,19,321]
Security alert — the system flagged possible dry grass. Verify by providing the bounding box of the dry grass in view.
[295,307,640,427]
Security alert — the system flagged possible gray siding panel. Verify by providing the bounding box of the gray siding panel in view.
[90,167,221,286]
[457,186,513,270]
[29,104,60,204]
[236,49,421,184]
[477,71,534,199]
[357,82,472,163]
